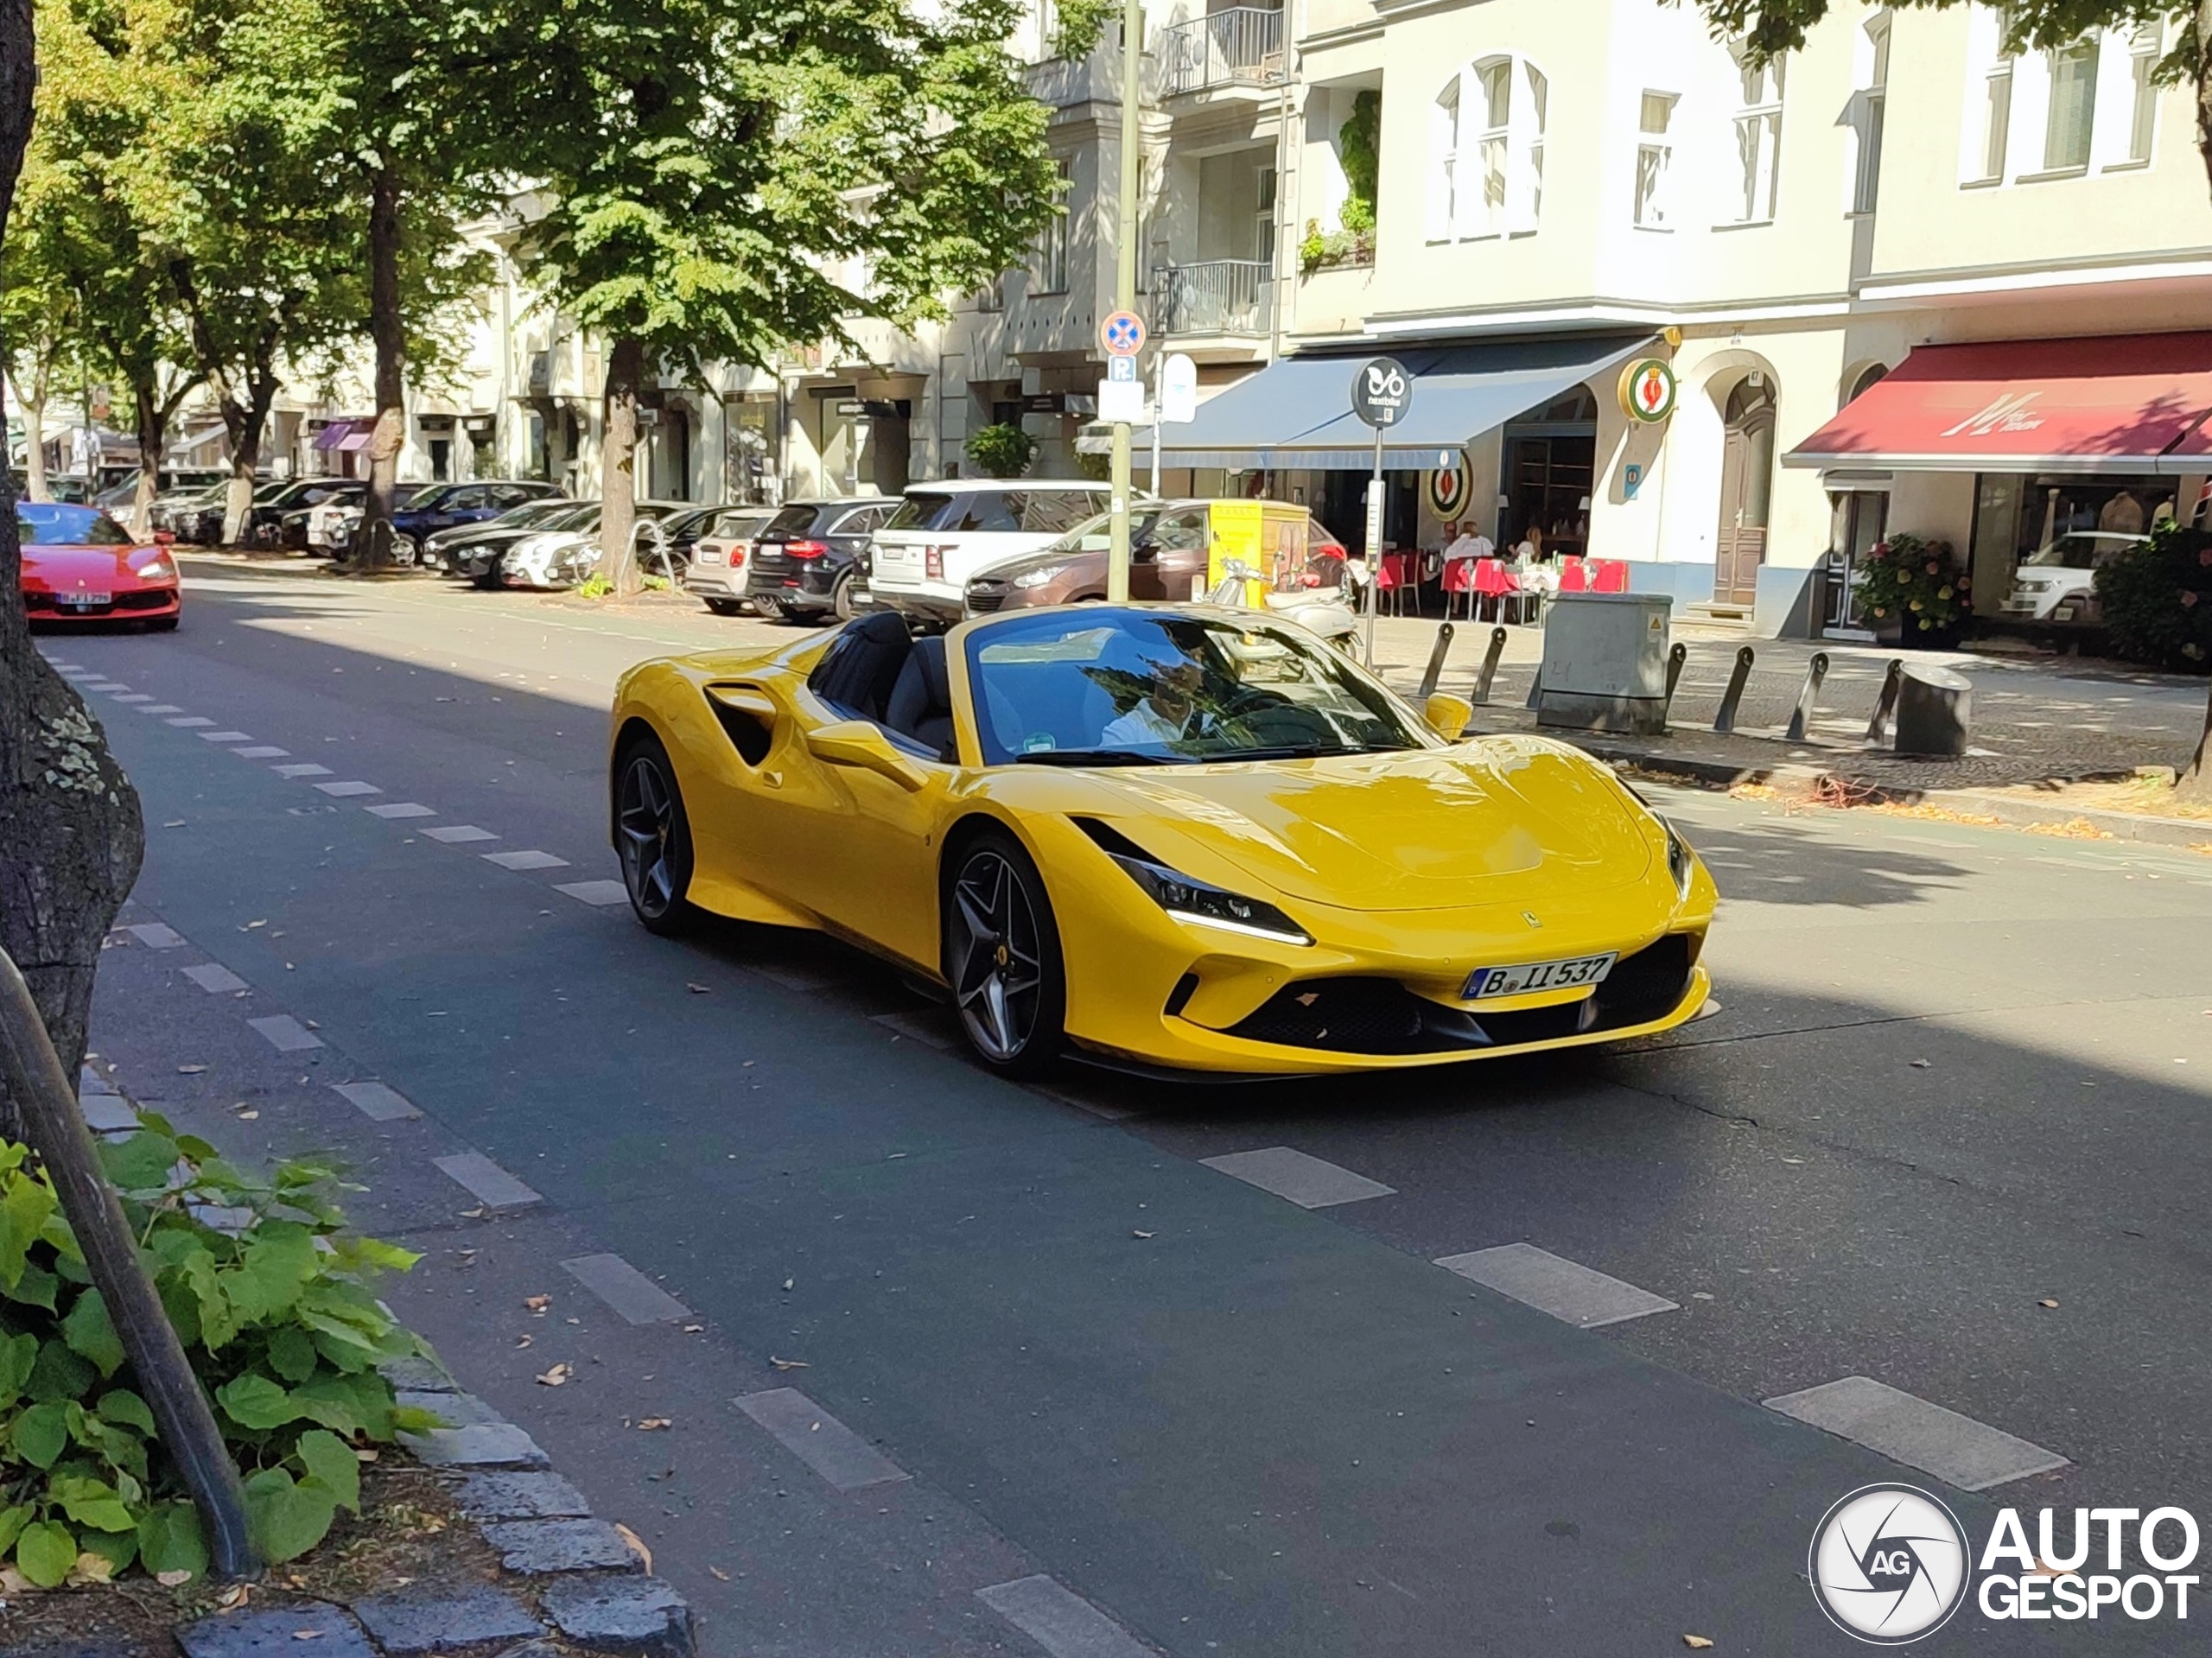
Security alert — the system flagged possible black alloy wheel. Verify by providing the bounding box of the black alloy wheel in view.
[615,735,696,936]
[944,830,1065,1075]
[831,571,858,621]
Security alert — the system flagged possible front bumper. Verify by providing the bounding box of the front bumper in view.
[24,587,181,624]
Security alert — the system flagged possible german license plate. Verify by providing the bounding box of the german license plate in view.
[61,593,111,607]
[1464,952,1617,1000]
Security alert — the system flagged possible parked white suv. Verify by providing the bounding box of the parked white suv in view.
[2001,530,2146,624]
[867,480,1117,626]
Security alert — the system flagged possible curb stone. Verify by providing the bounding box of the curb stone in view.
[66,1077,696,1658]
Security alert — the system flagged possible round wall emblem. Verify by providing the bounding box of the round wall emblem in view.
[1808,1483,1970,1645]
[1618,358,1679,424]
[1426,458,1469,518]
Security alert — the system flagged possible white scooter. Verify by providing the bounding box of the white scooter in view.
[1204,558,1362,657]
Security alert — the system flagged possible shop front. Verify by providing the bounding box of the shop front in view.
[1786,332,2212,635]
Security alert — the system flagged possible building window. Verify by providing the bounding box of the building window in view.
[1634,92,1675,227]
[1978,17,2014,181]
[1033,157,1071,293]
[1732,48,1785,223]
[2043,38,2097,170]
[1428,54,1548,240]
[2126,22,2160,163]
[1853,15,1890,213]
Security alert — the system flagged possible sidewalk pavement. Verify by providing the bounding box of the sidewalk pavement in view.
[1363,613,2211,798]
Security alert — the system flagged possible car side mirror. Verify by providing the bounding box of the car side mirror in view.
[804,719,929,791]
[1423,693,1472,740]
[152,529,176,545]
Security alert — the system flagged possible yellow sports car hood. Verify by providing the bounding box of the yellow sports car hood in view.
[1078,738,1655,912]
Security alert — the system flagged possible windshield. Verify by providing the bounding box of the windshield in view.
[2023,532,2143,570]
[1030,509,1167,559]
[965,608,1428,767]
[20,505,133,546]
[403,484,462,512]
[496,499,575,529]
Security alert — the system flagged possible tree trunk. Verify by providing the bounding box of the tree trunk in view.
[219,359,278,546]
[353,163,406,571]
[130,380,165,539]
[597,334,644,594]
[18,365,48,502]
[0,0,148,1134]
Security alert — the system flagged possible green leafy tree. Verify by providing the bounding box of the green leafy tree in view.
[511,0,1066,589]
[965,421,1035,477]
[0,184,79,502]
[1694,2,2212,190]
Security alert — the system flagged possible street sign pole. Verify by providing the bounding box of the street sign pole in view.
[1349,356,1412,670]
[1107,0,1143,604]
[1365,422,1383,668]
[1151,359,1162,498]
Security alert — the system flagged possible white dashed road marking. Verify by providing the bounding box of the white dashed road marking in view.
[482,849,569,871]
[315,780,383,797]
[423,824,499,844]
[553,880,629,906]
[734,1389,911,1492]
[1198,1147,1395,1209]
[976,1575,1159,1658]
[167,716,215,727]
[246,1014,324,1052]
[1433,1242,1679,1328]
[365,803,437,819]
[560,1253,692,1324]
[1764,1376,2069,1490]
[111,694,155,704]
[124,923,186,950]
[232,746,289,759]
[198,730,254,743]
[273,763,333,778]
[332,1081,422,1121]
[433,1152,543,1210]
[181,962,250,994]
[137,704,183,715]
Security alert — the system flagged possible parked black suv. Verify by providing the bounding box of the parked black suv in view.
[741,497,896,623]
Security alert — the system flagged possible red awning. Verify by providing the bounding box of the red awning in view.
[1785,333,2212,476]
[311,416,375,454]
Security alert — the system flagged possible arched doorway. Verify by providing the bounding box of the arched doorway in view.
[1714,378,1776,605]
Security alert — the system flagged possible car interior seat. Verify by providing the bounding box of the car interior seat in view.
[883,635,957,761]
[808,612,911,723]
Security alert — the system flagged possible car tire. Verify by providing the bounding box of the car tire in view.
[394,535,421,569]
[943,828,1066,1077]
[831,572,858,621]
[470,569,501,590]
[145,615,180,633]
[614,732,699,937]
[702,597,744,617]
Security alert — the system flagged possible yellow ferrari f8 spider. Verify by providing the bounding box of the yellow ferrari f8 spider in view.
[607,604,1716,1077]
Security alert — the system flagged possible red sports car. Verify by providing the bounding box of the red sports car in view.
[17,502,181,630]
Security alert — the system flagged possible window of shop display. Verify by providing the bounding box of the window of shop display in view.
[1968,473,2177,612]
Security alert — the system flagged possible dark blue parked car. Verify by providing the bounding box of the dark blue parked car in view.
[390,480,563,561]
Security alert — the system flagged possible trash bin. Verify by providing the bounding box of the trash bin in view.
[1893,664,1971,757]
[1535,593,1674,735]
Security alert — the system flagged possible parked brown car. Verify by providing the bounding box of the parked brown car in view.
[963,499,1348,616]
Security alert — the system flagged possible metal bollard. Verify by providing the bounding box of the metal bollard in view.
[1524,661,1543,710]
[1662,642,1688,721]
[1418,622,1456,700]
[1713,645,1755,734]
[1783,651,1830,742]
[1472,626,1508,705]
[1865,657,1904,746]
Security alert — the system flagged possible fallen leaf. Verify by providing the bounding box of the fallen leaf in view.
[769,1356,808,1370]
[1684,1638,1714,1651]
[536,1363,573,1387]
[1780,1157,1804,1166]
[0,1564,30,1594]
[2039,1298,2059,1309]
[782,1278,794,1291]
[291,1632,321,1642]
[1133,1229,1155,1239]
[687,982,711,994]
[177,1064,207,1074]
[238,1110,260,1121]
[354,1448,378,1462]
[217,1585,251,1610]
[246,919,267,929]
[709,1566,731,1582]
[524,1294,551,1312]
[638,1417,672,1431]
[516,1335,533,1348]
[1909,1058,1931,1069]
[682,1324,705,1334]
[163,819,186,828]
[156,1569,194,1587]
[614,1521,653,1575]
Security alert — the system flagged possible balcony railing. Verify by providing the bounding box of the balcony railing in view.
[1159,8,1286,96]
[1154,259,1274,336]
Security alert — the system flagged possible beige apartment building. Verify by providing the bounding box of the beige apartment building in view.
[1138,0,2212,634]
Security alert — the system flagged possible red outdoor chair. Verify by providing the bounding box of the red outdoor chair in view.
[1376,551,1415,616]
[1473,557,1523,623]
[1557,556,1589,594]
[1590,558,1630,594]
[1440,556,1479,622]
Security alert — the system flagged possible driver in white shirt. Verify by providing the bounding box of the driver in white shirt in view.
[1102,660,1203,746]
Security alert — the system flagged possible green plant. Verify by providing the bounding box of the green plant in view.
[965,422,1035,480]
[1338,90,1380,233]
[1298,218,1376,276]
[574,573,614,600]
[2094,523,2212,670]
[1855,532,1967,636]
[0,1126,428,1585]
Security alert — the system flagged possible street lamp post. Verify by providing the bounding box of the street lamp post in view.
[1107,0,1143,603]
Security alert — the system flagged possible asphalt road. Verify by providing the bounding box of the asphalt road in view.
[49,556,2212,1656]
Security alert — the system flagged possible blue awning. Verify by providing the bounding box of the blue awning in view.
[1134,333,1656,469]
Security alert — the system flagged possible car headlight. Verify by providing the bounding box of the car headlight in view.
[1011,563,1066,590]
[1663,818,1694,898]
[1102,848,1311,944]
[134,554,177,581]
